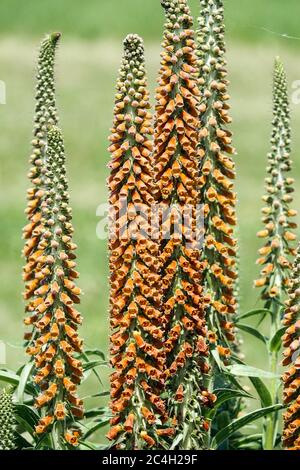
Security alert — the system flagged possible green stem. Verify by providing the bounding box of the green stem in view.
[180,379,193,450]
[264,306,280,450]
[181,414,192,450]
[51,421,63,450]
[264,355,278,449]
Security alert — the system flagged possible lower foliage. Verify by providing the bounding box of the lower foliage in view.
[0,349,109,450]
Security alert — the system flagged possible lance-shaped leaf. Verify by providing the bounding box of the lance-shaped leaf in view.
[211,404,283,449]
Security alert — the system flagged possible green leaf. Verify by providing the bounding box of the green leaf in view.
[0,369,35,396]
[233,433,262,447]
[83,390,109,400]
[17,363,34,404]
[214,410,231,450]
[15,432,33,449]
[15,415,35,437]
[235,442,262,450]
[236,323,267,344]
[215,388,253,407]
[208,388,253,419]
[250,377,272,407]
[35,433,52,450]
[221,371,249,395]
[0,369,20,387]
[238,309,272,321]
[15,404,39,426]
[270,326,286,353]
[84,406,110,419]
[211,404,283,449]
[82,418,110,439]
[82,360,107,371]
[79,440,105,450]
[226,364,279,379]
[15,404,39,436]
[211,348,224,370]
[82,359,107,385]
[83,349,106,360]
[80,351,107,386]
[170,432,183,450]
[230,357,273,406]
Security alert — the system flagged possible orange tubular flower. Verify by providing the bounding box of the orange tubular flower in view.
[64,430,81,447]
[282,245,300,450]
[35,415,54,435]
[23,127,84,447]
[153,0,212,449]
[197,0,238,360]
[54,402,66,420]
[140,431,155,448]
[107,34,168,450]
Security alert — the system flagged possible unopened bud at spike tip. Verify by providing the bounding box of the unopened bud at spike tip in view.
[50,32,61,44]
[255,59,295,305]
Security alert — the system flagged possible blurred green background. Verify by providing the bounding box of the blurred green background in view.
[0,0,300,444]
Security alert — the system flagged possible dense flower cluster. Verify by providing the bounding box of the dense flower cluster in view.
[154,0,214,448]
[14,0,300,454]
[255,59,297,306]
[23,127,83,446]
[0,390,16,450]
[107,34,168,449]
[23,33,60,294]
[197,0,238,359]
[282,244,300,450]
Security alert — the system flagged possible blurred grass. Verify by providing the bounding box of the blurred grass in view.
[0,0,300,46]
[0,0,300,446]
